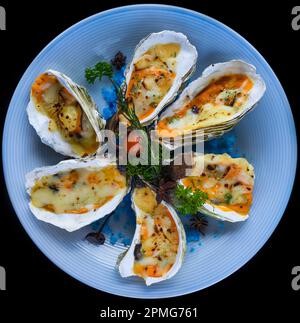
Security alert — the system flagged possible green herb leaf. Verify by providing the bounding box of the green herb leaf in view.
[126,163,161,182]
[85,62,113,84]
[224,192,233,204]
[174,184,208,216]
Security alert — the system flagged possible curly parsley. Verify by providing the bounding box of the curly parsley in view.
[174,184,208,216]
[85,62,114,84]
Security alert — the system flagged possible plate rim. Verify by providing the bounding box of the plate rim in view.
[2,4,298,299]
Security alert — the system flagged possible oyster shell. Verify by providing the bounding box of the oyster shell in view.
[156,60,266,149]
[125,30,198,125]
[180,153,255,222]
[27,70,105,158]
[25,157,127,232]
[118,186,186,286]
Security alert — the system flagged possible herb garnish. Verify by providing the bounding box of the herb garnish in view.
[86,61,142,129]
[85,59,162,183]
[85,61,114,84]
[126,163,161,183]
[224,192,233,204]
[85,56,211,244]
[174,184,208,216]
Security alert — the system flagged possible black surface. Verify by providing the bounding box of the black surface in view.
[0,0,299,320]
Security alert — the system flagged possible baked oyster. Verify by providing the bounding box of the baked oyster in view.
[156,60,266,148]
[25,157,127,232]
[180,153,255,222]
[118,186,186,285]
[28,70,105,157]
[125,30,198,124]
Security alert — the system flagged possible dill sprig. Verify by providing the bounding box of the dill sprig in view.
[86,61,143,130]
[126,163,161,182]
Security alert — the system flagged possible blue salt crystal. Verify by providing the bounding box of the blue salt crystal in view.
[101,88,117,119]
[110,234,118,245]
[113,66,126,86]
[103,224,112,235]
[185,226,200,243]
[101,66,126,120]
[117,232,124,239]
[102,87,117,103]
[121,237,132,247]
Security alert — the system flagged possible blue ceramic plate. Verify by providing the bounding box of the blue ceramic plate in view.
[3,5,297,298]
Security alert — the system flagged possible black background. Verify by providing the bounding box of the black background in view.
[0,0,299,320]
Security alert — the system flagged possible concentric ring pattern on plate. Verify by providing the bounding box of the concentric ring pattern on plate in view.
[2,5,297,298]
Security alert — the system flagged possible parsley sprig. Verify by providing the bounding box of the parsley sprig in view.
[85,62,114,83]
[174,184,208,216]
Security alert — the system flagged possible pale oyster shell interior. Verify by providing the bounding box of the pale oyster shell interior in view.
[27,70,105,158]
[25,157,127,232]
[180,153,255,222]
[156,60,266,149]
[118,187,186,286]
[125,30,198,125]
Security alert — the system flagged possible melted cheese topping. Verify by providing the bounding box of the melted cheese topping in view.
[182,154,254,215]
[31,73,99,156]
[157,74,254,137]
[126,43,180,121]
[30,166,126,214]
[133,187,179,278]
